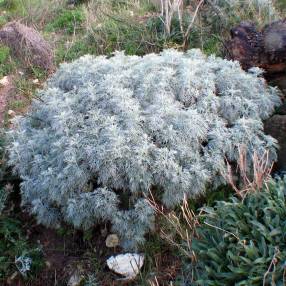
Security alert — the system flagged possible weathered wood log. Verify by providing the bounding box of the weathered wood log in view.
[226,19,286,74]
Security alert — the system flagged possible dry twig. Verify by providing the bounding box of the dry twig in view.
[224,145,273,200]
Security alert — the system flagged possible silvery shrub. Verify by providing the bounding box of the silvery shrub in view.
[8,49,281,249]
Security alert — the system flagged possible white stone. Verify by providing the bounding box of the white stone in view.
[105,234,119,248]
[107,253,144,280]
[0,76,9,86]
[32,79,39,84]
[8,110,16,117]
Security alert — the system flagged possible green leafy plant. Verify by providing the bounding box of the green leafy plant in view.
[55,35,99,63]
[188,177,286,286]
[276,0,286,11]
[0,45,15,78]
[200,0,279,37]
[0,45,10,64]
[88,15,162,56]
[146,14,200,47]
[46,8,85,34]
[0,0,19,10]
[0,15,7,28]
[84,274,98,286]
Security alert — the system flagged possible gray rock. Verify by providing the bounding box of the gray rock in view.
[264,114,286,170]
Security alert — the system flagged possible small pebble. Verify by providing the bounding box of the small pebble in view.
[8,110,16,117]
[105,234,119,248]
[0,76,9,86]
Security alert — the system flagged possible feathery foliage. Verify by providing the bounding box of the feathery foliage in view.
[8,49,281,249]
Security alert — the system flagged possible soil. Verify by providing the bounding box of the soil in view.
[3,188,180,286]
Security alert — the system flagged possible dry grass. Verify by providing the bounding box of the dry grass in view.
[148,145,274,270]
[224,145,273,200]
[3,0,66,28]
[148,192,200,261]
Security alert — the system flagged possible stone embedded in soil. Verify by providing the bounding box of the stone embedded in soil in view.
[7,109,16,117]
[0,76,9,86]
[107,253,144,280]
[105,234,119,248]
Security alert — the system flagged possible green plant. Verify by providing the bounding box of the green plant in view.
[202,35,222,56]
[46,8,85,34]
[55,35,98,63]
[72,0,165,57]
[0,45,15,78]
[15,76,36,101]
[29,66,47,81]
[150,0,280,55]
[1,0,68,27]
[8,100,26,111]
[201,0,279,36]
[0,134,43,285]
[276,0,286,11]
[146,14,200,48]
[188,177,286,286]
[89,16,162,56]
[0,15,7,27]
[0,187,43,281]
[84,274,98,286]
[0,0,19,11]
[0,134,43,282]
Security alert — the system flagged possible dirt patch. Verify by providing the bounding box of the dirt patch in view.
[4,214,181,286]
